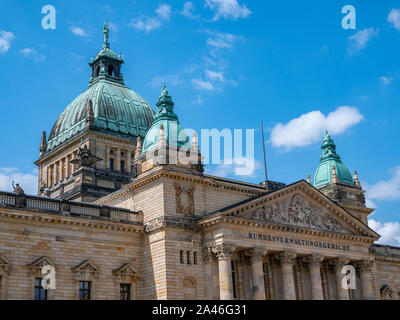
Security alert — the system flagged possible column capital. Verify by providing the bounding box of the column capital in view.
[304,254,324,268]
[330,256,350,270]
[241,248,267,264]
[211,243,235,261]
[357,259,374,273]
[274,250,297,264]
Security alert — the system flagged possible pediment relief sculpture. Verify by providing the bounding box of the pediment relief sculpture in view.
[237,194,350,233]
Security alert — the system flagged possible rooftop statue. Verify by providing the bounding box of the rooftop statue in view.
[70,140,102,169]
[12,181,25,195]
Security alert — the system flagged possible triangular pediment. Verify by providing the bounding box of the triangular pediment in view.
[27,256,56,269]
[221,180,378,238]
[71,259,98,273]
[113,263,138,276]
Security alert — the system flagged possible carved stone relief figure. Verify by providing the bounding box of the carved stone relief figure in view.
[175,184,194,216]
[239,194,348,233]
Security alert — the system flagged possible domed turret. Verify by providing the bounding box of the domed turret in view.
[142,84,189,153]
[313,131,354,187]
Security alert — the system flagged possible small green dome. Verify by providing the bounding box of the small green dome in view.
[313,131,354,187]
[142,85,190,153]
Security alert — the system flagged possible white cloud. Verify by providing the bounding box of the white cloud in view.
[380,76,393,85]
[20,48,45,63]
[0,30,14,54]
[347,28,378,56]
[131,3,171,34]
[270,106,363,150]
[155,4,172,20]
[192,78,215,90]
[205,0,252,21]
[207,157,261,177]
[149,74,182,88]
[193,95,204,105]
[366,167,400,201]
[69,26,88,37]
[206,32,238,49]
[181,1,199,19]
[388,8,400,31]
[0,167,38,195]
[205,69,224,82]
[369,219,400,246]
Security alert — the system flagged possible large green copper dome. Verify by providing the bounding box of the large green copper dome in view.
[313,131,354,188]
[46,23,155,153]
[142,85,189,153]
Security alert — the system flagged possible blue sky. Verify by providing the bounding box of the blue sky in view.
[0,0,400,244]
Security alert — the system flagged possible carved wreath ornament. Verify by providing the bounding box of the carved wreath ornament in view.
[241,194,347,233]
[175,184,194,216]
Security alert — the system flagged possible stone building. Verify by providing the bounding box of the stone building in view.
[0,24,399,300]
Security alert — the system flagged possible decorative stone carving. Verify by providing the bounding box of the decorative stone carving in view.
[70,142,102,169]
[329,256,350,269]
[202,247,214,263]
[0,253,10,273]
[304,254,324,268]
[238,194,348,233]
[144,216,200,233]
[175,184,194,216]
[274,251,297,264]
[357,260,374,272]
[211,243,235,260]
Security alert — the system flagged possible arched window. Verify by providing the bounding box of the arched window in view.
[381,285,394,300]
[96,66,101,77]
[107,65,115,77]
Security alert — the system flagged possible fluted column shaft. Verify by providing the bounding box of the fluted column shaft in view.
[333,257,350,300]
[250,249,267,300]
[276,251,297,300]
[307,255,324,300]
[212,244,235,300]
[359,260,374,300]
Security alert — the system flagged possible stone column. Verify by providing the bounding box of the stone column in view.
[203,247,214,300]
[106,146,110,169]
[116,147,121,171]
[275,251,297,300]
[332,257,350,300]
[127,150,132,173]
[358,260,374,300]
[211,243,235,300]
[250,249,267,300]
[306,254,324,300]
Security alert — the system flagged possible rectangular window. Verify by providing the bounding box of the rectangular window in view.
[193,252,198,265]
[187,251,191,264]
[231,261,238,299]
[34,278,47,300]
[180,250,184,264]
[109,159,114,170]
[79,281,91,300]
[120,160,125,172]
[120,283,131,300]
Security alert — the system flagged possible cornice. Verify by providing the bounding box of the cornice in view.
[0,208,143,233]
[96,169,265,205]
[198,215,376,244]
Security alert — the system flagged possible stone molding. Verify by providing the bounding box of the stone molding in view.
[144,216,200,233]
[174,183,195,216]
